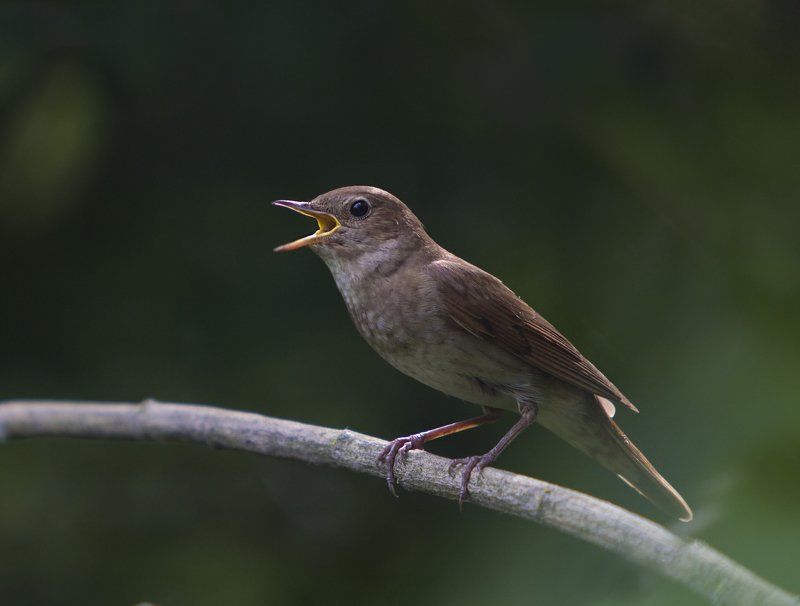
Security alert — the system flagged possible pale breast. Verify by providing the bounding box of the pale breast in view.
[332,261,528,411]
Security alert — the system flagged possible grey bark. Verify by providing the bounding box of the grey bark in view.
[0,399,796,606]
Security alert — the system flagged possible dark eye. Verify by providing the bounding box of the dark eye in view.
[349,198,370,218]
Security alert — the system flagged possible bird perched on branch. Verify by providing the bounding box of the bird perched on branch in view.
[273,185,692,521]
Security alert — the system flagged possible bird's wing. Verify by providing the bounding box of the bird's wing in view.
[429,259,638,413]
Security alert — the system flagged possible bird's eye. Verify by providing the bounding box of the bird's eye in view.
[349,198,370,218]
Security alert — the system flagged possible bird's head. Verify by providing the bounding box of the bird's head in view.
[273,186,429,263]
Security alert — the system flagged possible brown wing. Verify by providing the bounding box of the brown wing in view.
[429,259,638,413]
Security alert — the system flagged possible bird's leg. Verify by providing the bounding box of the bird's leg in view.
[449,402,538,509]
[377,407,503,497]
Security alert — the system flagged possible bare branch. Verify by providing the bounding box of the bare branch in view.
[0,399,796,606]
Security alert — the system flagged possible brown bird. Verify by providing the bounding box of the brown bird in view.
[273,186,692,521]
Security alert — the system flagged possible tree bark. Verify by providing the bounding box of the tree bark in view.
[0,399,796,606]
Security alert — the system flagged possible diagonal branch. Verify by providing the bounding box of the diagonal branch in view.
[0,399,796,606]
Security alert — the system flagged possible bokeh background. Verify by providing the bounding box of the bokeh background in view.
[1,2,798,604]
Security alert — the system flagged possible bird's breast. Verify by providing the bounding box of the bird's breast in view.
[333,269,527,411]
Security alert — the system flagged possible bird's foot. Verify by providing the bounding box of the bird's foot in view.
[449,454,495,510]
[377,434,426,497]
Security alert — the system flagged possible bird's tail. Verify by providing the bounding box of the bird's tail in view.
[539,395,693,522]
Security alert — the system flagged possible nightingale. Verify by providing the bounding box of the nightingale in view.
[273,185,692,521]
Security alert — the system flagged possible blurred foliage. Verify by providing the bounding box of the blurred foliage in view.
[1,1,799,604]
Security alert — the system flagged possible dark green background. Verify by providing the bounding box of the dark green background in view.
[1,2,798,604]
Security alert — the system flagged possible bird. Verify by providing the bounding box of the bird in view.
[272,185,692,521]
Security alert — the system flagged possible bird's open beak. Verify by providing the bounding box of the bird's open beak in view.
[272,200,342,252]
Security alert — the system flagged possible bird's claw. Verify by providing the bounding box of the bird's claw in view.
[449,455,492,510]
[377,434,426,497]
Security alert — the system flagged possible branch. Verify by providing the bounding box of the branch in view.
[0,399,796,606]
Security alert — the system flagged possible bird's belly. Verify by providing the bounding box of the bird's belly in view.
[340,275,533,412]
[391,354,520,410]
[362,317,527,412]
